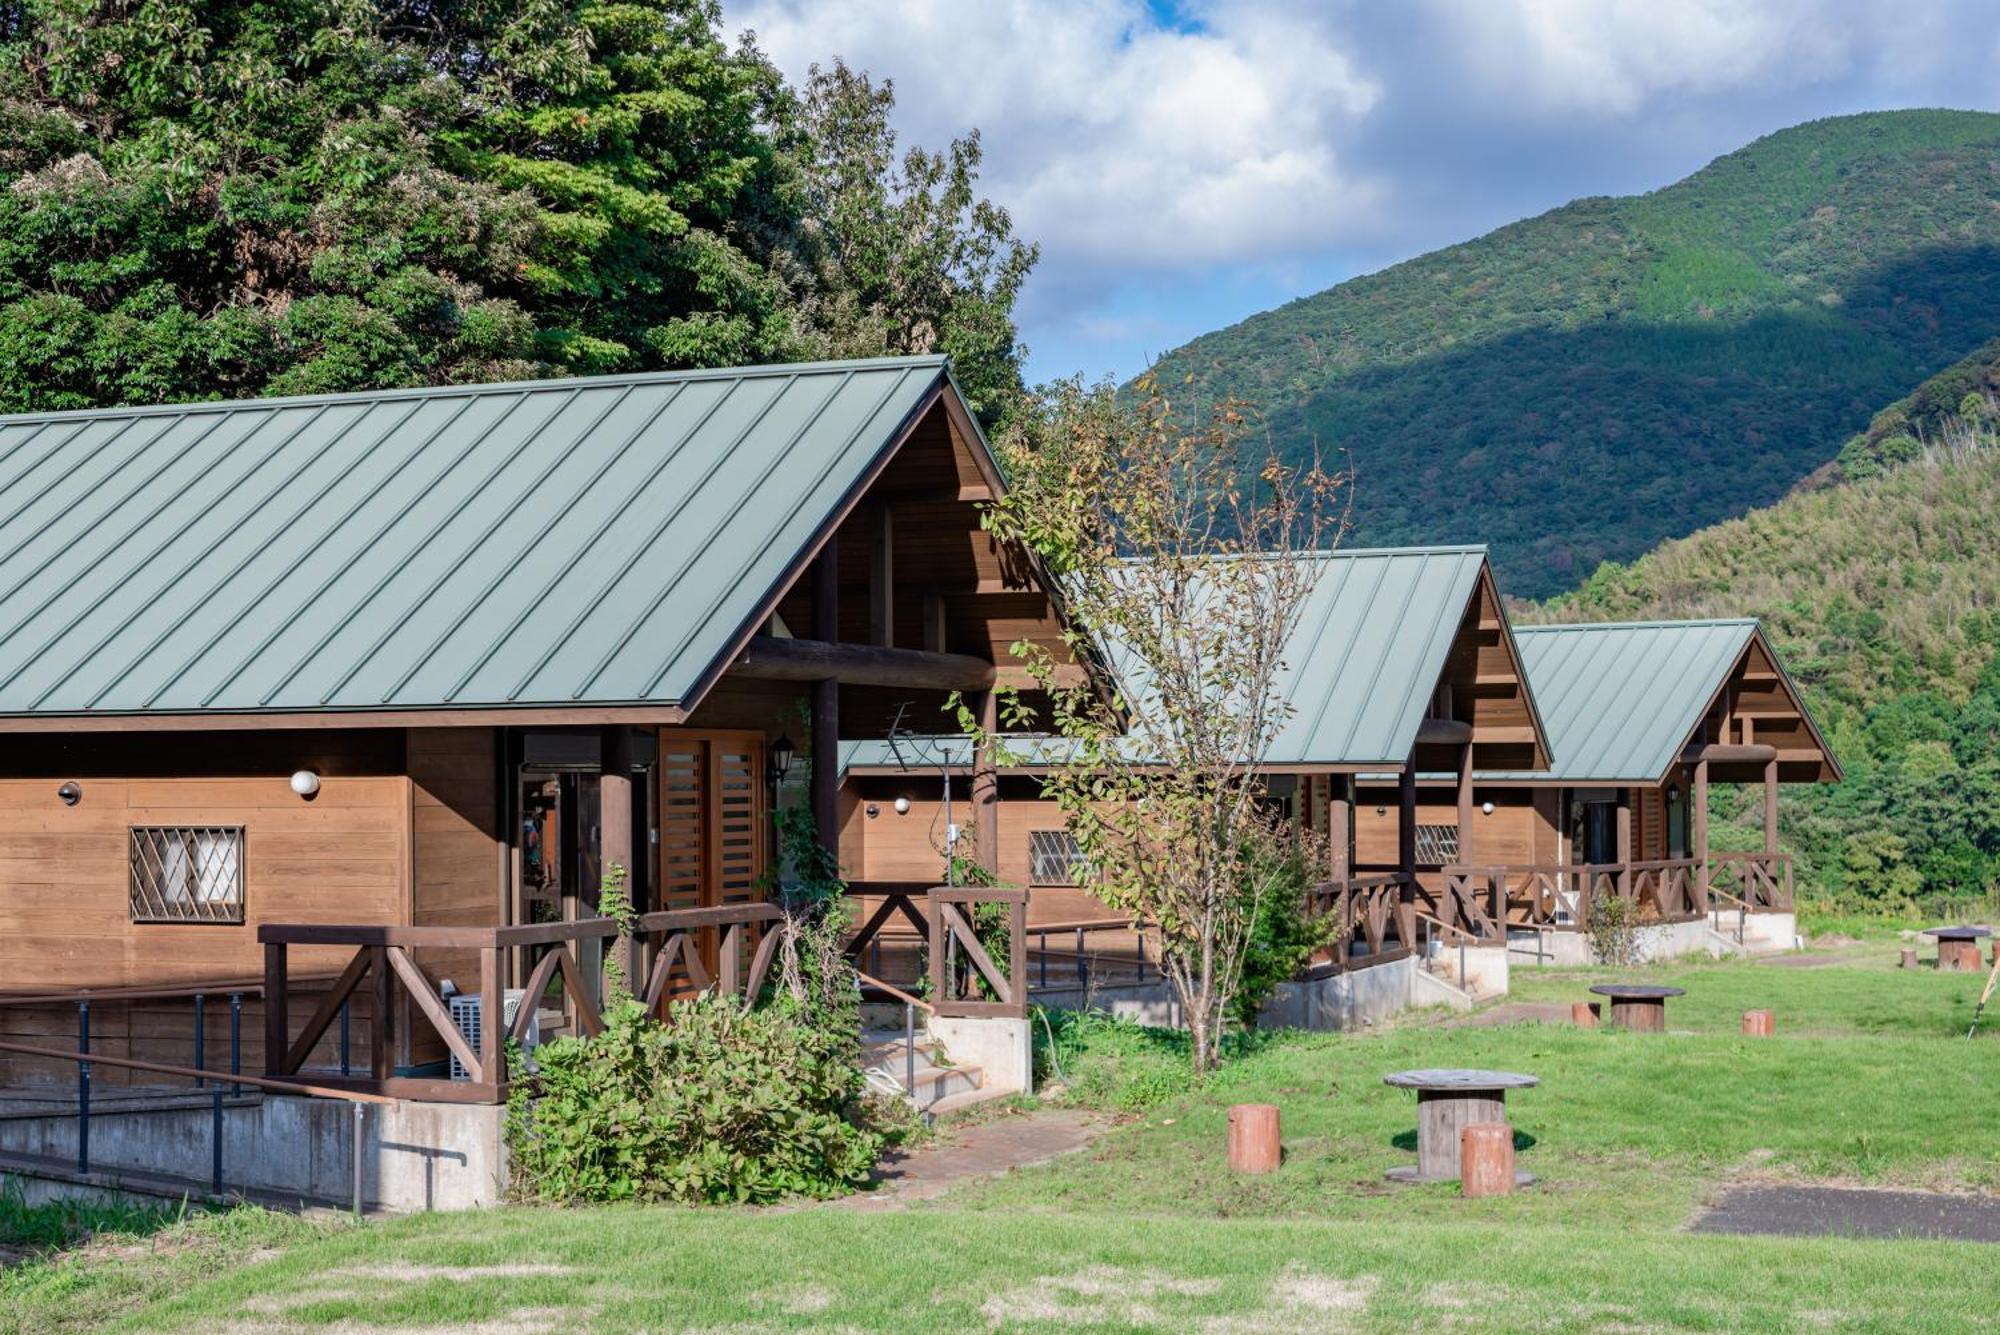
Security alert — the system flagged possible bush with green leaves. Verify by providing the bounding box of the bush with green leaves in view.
[1229,817,1338,1029]
[1587,892,1640,967]
[505,993,881,1206]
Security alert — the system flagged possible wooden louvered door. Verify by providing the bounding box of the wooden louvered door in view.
[656,731,769,991]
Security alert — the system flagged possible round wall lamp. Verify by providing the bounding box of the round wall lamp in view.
[865,803,881,819]
[290,769,321,799]
[1481,801,1495,815]
[57,781,80,807]
[893,796,911,815]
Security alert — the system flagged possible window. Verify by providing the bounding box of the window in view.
[1028,829,1089,885]
[1413,823,1460,864]
[130,827,244,924]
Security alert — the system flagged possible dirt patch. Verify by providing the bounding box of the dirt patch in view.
[1693,1185,2000,1243]
[1440,1002,1577,1029]
[832,1108,1104,1210]
[979,1264,1223,1327]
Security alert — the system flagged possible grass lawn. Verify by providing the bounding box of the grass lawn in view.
[6,948,1999,1333]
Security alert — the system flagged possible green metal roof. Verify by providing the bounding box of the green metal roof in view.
[0,356,950,719]
[843,545,1504,772]
[1484,619,1759,782]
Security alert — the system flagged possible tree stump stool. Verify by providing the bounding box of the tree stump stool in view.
[1460,1122,1516,1197]
[1227,1103,1281,1174]
[1571,1001,1600,1027]
[1924,926,1991,972]
[1899,948,1917,969]
[1742,1008,1775,1037]
[1588,984,1686,1032]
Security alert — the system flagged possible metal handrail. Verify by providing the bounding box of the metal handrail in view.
[0,1037,382,1218]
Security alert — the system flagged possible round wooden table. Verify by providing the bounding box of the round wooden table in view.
[1383,1069,1537,1185]
[1588,983,1685,1032]
[1923,925,1991,972]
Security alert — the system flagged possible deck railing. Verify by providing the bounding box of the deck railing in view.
[843,885,1029,1019]
[1443,853,1788,934]
[258,901,784,1105]
[1306,873,1418,966]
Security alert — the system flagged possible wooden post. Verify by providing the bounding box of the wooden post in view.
[599,726,634,886]
[263,942,288,1077]
[1899,947,1918,969]
[1762,757,1779,856]
[1330,776,1352,881]
[1571,1001,1599,1027]
[1227,1103,1281,1174]
[921,592,947,654]
[1456,740,1475,866]
[369,945,394,1082]
[972,689,999,879]
[1692,757,1710,901]
[1397,761,1418,944]
[868,504,894,648]
[1615,787,1632,899]
[479,946,503,1085]
[1459,1122,1515,1197]
[812,547,839,858]
[1742,1008,1774,1037]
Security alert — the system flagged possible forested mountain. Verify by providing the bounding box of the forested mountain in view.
[1530,344,2000,911]
[1152,110,2000,597]
[0,2,1033,420]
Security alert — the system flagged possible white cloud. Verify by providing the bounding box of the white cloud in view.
[727,1,1386,276]
[1434,0,1956,116]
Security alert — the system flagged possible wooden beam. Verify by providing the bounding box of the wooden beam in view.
[973,689,999,878]
[1330,775,1352,880]
[813,547,839,860]
[1693,758,1710,900]
[1680,742,1777,765]
[600,725,635,885]
[1398,760,1417,889]
[731,636,997,691]
[1763,757,1779,855]
[1616,787,1632,896]
[868,505,894,648]
[1456,740,1474,864]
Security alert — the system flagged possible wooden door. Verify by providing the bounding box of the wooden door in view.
[658,731,769,981]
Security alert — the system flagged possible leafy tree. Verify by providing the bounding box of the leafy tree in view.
[0,0,1033,409]
[969,378,1344,1075]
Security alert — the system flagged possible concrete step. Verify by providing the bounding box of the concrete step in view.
[925,1085,1017,1121]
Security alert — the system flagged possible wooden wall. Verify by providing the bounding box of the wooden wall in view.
[1353,783,1560,870]
[408,727,501,993]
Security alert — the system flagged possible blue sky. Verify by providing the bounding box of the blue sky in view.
[725,1,2000,386]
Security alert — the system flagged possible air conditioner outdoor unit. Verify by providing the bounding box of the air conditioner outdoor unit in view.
[447,989,538,1081]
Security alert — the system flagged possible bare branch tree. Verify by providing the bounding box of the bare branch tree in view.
[968,375,1347,1074]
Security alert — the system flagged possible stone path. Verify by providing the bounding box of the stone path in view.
[830,1109,1103,1211]
[1694,1185,2000,1243]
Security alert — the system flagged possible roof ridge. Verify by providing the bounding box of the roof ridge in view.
[0,356,951,428]
[1517,616,1759,632]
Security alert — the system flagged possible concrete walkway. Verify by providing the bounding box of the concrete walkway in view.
[1695,1185,2000,1243]
[832,1109,1103,1211]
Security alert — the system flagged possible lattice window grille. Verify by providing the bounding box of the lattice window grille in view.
[130,826,244,923]
[1414,823,1460,864]
[1028,829,1090,886]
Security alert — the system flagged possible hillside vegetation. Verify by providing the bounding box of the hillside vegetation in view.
[1533,365,2000,910]
[1153,110,2000,596]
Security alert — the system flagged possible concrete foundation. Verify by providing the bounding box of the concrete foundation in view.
[0,1094,505,1212]
[1508,912,1797,966]
[1035,955,1424,1034]
[927,1015,1034,1095]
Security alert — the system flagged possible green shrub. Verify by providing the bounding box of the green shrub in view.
[1230,818,1338,1029]
[1587,893,1640,967]
[505,995,883,1206]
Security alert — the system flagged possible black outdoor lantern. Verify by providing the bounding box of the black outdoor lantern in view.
[767,733,797,787]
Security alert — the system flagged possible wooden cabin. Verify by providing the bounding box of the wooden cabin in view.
[1356,619,1841,936]
[0,356,1079,1099]
[839,546,1552,967]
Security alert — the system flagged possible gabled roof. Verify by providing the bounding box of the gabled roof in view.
[1239,545,1497,767]
[845,545,1524,774]
[1483,619,1759,782]
[0,356,952,722]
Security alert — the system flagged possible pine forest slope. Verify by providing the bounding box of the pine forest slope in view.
[1529,351,2000,909]
[1152,109,2000,597]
